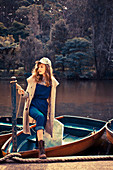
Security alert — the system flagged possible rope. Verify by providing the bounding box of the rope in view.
[16,82,23,118]
[0,153,21,163]
[12,155,113,163]
[16,95,22,118]
[0,153,113,163]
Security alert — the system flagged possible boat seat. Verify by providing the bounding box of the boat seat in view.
[0,123,23,128]
[64,124,98,131]
[0,126,23,135]
[44,118,64,148]
[0,129,12,135]
[62,128,97,145]
[0,123,12,126]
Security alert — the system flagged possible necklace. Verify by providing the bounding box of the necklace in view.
[38,77,46,86]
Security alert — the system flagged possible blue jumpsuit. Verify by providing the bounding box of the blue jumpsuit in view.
[29,83,51,131]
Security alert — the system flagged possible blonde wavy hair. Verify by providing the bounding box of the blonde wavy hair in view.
[32,61,53,87]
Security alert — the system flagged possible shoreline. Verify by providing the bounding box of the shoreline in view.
[1,76,113,81]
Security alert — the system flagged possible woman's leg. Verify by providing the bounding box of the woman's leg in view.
[29,106,47,158]
[37,129,43,141]
[29,106,46,131]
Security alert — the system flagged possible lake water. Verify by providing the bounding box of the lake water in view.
[0,79,113,155]
[0,79,113,121]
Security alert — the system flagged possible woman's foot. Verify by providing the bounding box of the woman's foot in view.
[38,140,46,159]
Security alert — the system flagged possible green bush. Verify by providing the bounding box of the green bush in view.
[55,37,95,79]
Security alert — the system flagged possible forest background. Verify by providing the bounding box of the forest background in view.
[0,0,113,80]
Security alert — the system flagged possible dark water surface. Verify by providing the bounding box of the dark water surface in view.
[1,79,113,121]
[0,79,113,156]
[56,80,113,121]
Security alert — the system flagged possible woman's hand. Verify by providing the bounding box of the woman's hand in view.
[18,88,25,95]
[16,83,25,95]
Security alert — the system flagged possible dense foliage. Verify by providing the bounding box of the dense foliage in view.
[0,0,113,79]
[55,37,95,79]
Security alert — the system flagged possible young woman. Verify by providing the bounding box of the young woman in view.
[16,57,59,159]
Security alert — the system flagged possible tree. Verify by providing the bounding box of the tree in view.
[15,5,31,25]
[48,19,68,55]
[0,0,65,43]
[0,0,32,27]
[55,37,95,79]
[60,0,88,38]
[18,4,44,73]
[87,0,113,78]
[0,22,8,36]
[0,35,19,73]
[8,21,29,42]
[19,36,43,73]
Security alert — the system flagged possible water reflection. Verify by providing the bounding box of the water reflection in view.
[56,80,113,121]
[0,80,113,121]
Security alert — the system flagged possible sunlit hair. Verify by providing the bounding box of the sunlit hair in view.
[32,61,53,87]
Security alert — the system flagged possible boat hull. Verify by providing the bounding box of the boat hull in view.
[0,133,12,148]
[18,128,105,158]
[2,116,106,158]
[0,116,23,148]
[106,119,113,144]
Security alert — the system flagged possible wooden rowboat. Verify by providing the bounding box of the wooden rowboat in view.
[2,115,106,158]
[0,116,23,148]
[106,119,113,144]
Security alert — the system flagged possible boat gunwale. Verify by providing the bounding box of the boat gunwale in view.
[106,119,113,135]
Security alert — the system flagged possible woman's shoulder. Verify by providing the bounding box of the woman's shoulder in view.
[51,76,59,87]
[27,75,35,83]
